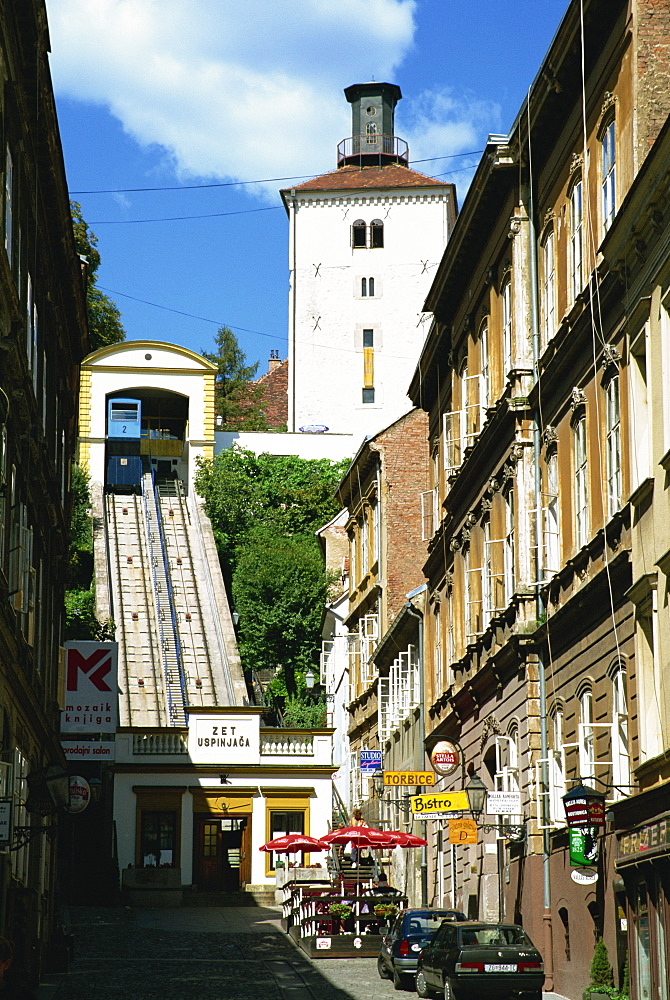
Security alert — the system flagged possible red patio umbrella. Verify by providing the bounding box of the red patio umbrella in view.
[259,833,329,853]
[386,830,428,847]
[319,825,396,848]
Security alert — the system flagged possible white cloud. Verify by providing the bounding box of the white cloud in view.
[45,0,496,200]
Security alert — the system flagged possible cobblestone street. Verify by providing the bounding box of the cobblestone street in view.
[38,906,402,1000]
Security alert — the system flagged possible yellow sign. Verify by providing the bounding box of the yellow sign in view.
[410,791,469,815]
[384,771,435,787]
[448,818,478,845]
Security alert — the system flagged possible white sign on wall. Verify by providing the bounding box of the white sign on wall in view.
[61,642,118,735]
[61,741,116,761]
[486,791,522,816]
[188,713,260,764]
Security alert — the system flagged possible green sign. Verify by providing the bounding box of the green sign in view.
[569,827,599,866]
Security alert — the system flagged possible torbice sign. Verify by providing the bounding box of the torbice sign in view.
[61,642,118,735]
[384,771,435,787]
[188,713,260,764]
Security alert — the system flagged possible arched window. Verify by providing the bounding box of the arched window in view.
[361,277,367,297]
[370,219,384,249]
[368,276,375,296]
[579,686,595,782]
[352,219,366,249]
[366,122,378,145]
[549,705,566,824]
[601,119,616,234]
[504,485,515,605]
[479,319,489,410]
[501,278,512,375]
[544,449,560,576]
[541,227,556,348]
[611,663,630,798]
[605,374,621,517]
[569,177,583,302]
[573,414,589,548]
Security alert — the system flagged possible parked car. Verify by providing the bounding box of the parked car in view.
[377,908,466,990]
[415,920,544,1000]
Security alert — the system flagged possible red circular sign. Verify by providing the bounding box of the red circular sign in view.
[430,740,460,777]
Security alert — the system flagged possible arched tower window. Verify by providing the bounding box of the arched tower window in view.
[370,219,384,249]
[352,220,366,249]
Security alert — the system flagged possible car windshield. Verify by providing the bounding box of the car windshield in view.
[406,913,459,935]
[459,925,531,946]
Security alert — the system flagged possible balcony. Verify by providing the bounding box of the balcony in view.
[337,134,409,169]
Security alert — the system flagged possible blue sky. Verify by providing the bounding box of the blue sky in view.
[46,0,568,374]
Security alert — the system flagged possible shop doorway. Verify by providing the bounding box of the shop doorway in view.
[193,815,251,891]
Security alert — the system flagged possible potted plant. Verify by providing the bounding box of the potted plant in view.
[328,902,353,932]
[583,939,616,1000]
[374,903,398,923]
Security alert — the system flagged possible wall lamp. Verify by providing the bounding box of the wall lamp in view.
[10,762,71,852]
[304,669,335,702]
[372,769,413,817]
[465,772,526,842]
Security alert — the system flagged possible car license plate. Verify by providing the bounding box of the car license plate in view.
[485,964,517,972]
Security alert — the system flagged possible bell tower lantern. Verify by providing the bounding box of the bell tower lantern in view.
[338,82,408,168]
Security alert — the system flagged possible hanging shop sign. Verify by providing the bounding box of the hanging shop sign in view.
[384,771,435,787]
[61,641,118,735]
[571,867,599,885]
[0,800,11,846]
[359,750,383,774]
[617,815,670,866]
[411,791,469,818]
[486,791,522,816]
[68,776,90,814]
[569,827,599,866]
[430,741,460,777]
[562,783,606,828]
[448,818,478,845]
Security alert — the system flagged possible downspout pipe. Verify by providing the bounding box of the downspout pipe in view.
[404,594,428,906]
[525,155,553,988]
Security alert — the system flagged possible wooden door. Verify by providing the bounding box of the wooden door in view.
[194,817,224,891]
[193,815,251,892]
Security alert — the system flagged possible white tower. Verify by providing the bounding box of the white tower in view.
[281,82,456,442]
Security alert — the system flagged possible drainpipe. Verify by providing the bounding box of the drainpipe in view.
[404,594,427,906]
[525,161,553,988]
[288,190,297,432]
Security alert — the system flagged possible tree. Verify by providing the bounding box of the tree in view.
[71,201,125,352]
[231,527,330,696]
[195,447,349,572]
[201,326,267,430]
[65,464,115,641]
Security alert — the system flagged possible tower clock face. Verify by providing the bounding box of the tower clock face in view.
[366,105,377,116]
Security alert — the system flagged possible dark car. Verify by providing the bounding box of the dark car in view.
[378,908,467,990]
[415,920,544,1000]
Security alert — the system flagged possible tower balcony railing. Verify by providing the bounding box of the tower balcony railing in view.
[337,134,409,168]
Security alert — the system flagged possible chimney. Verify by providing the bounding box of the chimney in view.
[268,349,281,373]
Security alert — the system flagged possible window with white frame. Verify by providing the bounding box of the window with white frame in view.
[611,664,630,799]
[551,706,566,824]
[630,327,651,491]
[370,496,379,564]
[360,510,369,577]
[605,373,622,518]
[601,119,616,234]
[446,586,455,669]
[349,531,357,589]
[504,486,515,604]
[433,602,442,695]
[480,320,490,410]
[541,227,556,348]
[573,415,589,549]
[502,278,512,376]
[544,450,560,576]
[569,177,583,303]
[579,687,595,782]
[378,676,390,745]
[463,543,482,642]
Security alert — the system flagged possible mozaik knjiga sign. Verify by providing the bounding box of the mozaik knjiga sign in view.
[188,713,260,764]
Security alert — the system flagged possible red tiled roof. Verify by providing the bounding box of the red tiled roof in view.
[282,164,450,194]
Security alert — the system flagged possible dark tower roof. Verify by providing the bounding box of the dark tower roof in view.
[338,81,408,168]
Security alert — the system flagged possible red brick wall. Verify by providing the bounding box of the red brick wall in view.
[375,409,430,622]
[636,0,670,163]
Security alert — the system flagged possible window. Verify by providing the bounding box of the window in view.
[601,120,616,234]
[479,320,489,410]
[544,450,560,575]
[270,810,304,869]
[573,415,589,548]
[502,278,512,376]
[605,374,621,517]
[366,122,378,144]
[363,329,374,348]
[433,602,442,695]
[504,486,515,604]
[569,178,583,302]
[362,388,375,403]
[549,705,566,825]
[370,219,384,249]
[541,228,556,347]
[361,277,375,297]
[630,329,650,490]
[362,277,367,296]
[611,665,630,798]
[0,423,6,562]
[352,219,366,249]
[140,810,177,867]
[4,144,13,269]
[579,687,595,782]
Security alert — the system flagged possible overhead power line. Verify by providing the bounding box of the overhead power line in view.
[70,150,483,196]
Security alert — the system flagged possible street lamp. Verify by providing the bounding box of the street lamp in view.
[372,769,412,817]
[305,668,316,689]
